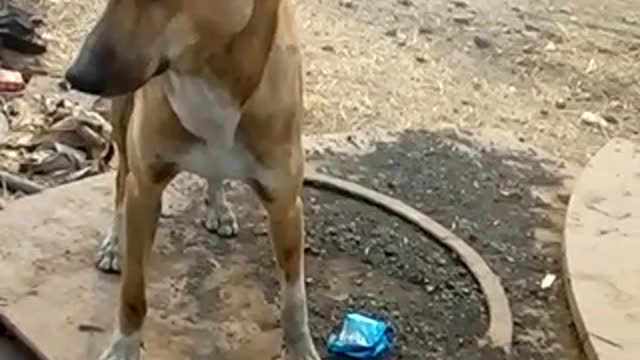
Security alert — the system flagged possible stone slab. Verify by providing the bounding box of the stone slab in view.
[564,138,640,360]
[0,174,283,360]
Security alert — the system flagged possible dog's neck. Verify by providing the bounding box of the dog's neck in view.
[203,0,282,105]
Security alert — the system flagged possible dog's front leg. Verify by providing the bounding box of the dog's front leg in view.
[99,172,165,360]
[262,193,321,360]
[203,178,238,237]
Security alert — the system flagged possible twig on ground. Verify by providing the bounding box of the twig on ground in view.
[0,170,45,194]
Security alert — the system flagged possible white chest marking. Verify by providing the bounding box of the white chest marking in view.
[165,72,250,180]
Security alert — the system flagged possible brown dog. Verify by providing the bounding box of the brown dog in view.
[65,1,320,359]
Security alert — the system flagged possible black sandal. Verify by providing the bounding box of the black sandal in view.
[0,0,46,55]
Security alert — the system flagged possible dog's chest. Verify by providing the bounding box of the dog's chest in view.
[166,73,251,179]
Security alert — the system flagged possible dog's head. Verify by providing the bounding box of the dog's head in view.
[65,0,255,96]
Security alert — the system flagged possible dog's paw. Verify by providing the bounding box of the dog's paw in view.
[98,332,141,360]
[285,340,322,360]
[203,205,239,238]
[96,234,120,273]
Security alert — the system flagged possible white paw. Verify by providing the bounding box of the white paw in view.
[282,279,320,360]
[96,233,120,273]
[99,332,141,360]
[203,206,238,238]
[285,339,321,360]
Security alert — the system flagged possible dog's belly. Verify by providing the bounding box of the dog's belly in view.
[177,141,252,180]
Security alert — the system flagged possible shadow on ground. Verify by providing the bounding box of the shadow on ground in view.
[131,128,581,359]
[300,128,582,359]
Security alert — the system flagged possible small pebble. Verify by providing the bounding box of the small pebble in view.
[602,113,619,125]
[320,44,335,52]
[385,28,398,37]
[473,35,492,49]
[580,111,608,127]
[544,41,558,52]
[452,13,475,25]
[451,0,469,8]
[339,0,356,9]
[418,25,433,34]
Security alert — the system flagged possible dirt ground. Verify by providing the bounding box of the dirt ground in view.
[306,129,580,359]
[0,126,575,360]
[0,0,636,176]
[97,128,574,360]
[299,0,640,163]
[155,165,488,360]
[65,129,576,360]
[1,0,639,359]
[5,0,639,164]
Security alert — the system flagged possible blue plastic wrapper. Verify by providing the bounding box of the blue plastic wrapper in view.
[326,312,393,359]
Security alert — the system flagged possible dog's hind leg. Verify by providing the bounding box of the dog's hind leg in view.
[203,178,238,237]
[259,185,321,360]
[96,159,126,273]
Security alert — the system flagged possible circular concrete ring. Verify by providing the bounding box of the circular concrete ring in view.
[563,138,640,360]
[304,169,513,353]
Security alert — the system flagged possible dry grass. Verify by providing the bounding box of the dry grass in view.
[15,0,640,164]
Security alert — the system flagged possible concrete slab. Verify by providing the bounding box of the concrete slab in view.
[564,138,640,360]
[0,174,283,360]
[1,313,47,360]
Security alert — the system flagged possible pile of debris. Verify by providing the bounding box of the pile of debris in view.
[0,96,112,194]
[0,0,114,205]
